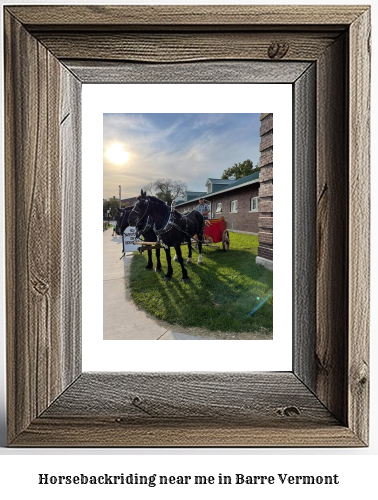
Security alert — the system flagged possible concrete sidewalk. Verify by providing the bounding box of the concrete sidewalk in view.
[103,229,214,340]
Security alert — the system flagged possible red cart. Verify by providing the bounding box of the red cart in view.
[203,216,230,251]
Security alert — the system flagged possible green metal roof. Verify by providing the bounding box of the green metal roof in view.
[226,171,259,187]
[209,172,259,193]
[207,178,234,185]
[186,191,207,196]
[178,172,259,206]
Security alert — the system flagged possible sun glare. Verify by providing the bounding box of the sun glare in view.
[106,144,130,165]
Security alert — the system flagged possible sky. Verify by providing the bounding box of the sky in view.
[103,113,261,200]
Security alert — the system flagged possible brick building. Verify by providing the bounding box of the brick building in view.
[175,113,273,267]
[256,113,273,270]
[121,196,138,207]
[176,172,260,234]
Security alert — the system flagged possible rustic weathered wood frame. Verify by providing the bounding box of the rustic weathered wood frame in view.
[4,5,370,447]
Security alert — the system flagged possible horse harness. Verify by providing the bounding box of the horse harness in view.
[135,215,154,239]
[129,197,151,227]
[117,205,153,239]
[131,197,204,245]
[116,208,129,233]
[153,206,198,243]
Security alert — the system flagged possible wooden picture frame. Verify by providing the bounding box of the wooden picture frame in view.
[4,5,370,447]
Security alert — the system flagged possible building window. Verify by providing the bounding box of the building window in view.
[250,196,259,212]
[216,203,222,213]
[230,200,238,213]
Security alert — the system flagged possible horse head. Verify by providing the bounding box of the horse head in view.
[129,190,150,227]
[116,206,133,235]
[114,208,125,235]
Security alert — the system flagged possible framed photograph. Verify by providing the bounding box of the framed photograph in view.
[4,5,370,447]
[90,86,292,371]
[100,107,276,343]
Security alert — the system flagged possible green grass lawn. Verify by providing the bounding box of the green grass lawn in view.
[129,232,273,334]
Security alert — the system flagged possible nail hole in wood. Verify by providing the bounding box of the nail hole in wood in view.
[268,42,289,59]
[33,280,49,295]
[277,406,300,417]
[132,396,141,405]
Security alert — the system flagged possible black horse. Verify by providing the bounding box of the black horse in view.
[116,205,163,272]
[114,207,127,232]
[129,190,204,282]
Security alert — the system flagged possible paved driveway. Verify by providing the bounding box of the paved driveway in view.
[103,229,214,340]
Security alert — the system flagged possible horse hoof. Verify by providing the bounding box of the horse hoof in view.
[155,267,162,273]
[145,267,153,271]
[187,258,192,264]
[181,277,190,283]
[173,255,178,262]
[164,276,172,281]
[197,261,203,266]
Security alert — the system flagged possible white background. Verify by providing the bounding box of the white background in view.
[83,83,292,372]
[0,0,377,498]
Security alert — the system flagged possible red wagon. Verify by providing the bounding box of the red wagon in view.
[203,216,230,251]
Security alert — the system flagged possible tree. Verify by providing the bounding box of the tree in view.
[103,197,121,217]
[143,178,187,206]
[221,159,259,180]
[143,181,155,196]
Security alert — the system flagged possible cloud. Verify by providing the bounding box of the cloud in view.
[103,113,261,199]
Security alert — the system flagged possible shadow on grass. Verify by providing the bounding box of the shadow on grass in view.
[129,245,273,333]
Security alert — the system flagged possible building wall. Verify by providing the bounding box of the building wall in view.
[121,196,137,207]
[176,183,260,234]
[257,113,273,262]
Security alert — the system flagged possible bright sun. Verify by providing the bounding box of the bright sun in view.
[106,144,130,165]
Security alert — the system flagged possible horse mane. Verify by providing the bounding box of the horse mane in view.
[145,195,168,206]
[118,205,133,213]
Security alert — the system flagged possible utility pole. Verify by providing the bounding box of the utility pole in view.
[119,185,121,209]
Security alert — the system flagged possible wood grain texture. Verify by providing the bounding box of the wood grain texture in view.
[293,65,316,391]
[4,5,370,447]
[11,373,363,447]
[316,34,348,425]
[41,373,336,422]
[348,9,371,445]
[34,32,339,63]
[5,12,61,442]
[65,60,311,84]
[13,419,363,448]
[4,11,80,444]
[7,5,367,29]
[60,68,82,389]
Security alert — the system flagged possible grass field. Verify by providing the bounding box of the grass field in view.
[129,232,273,335]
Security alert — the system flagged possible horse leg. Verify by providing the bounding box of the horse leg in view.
[155,247,162,272]
[173,253,178,262]
[197,230,204,265]
[197,245,203,264]
[187,240,192,264]
[145,249,153,270]
[175,243,189,282]
[164,247,173,280]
